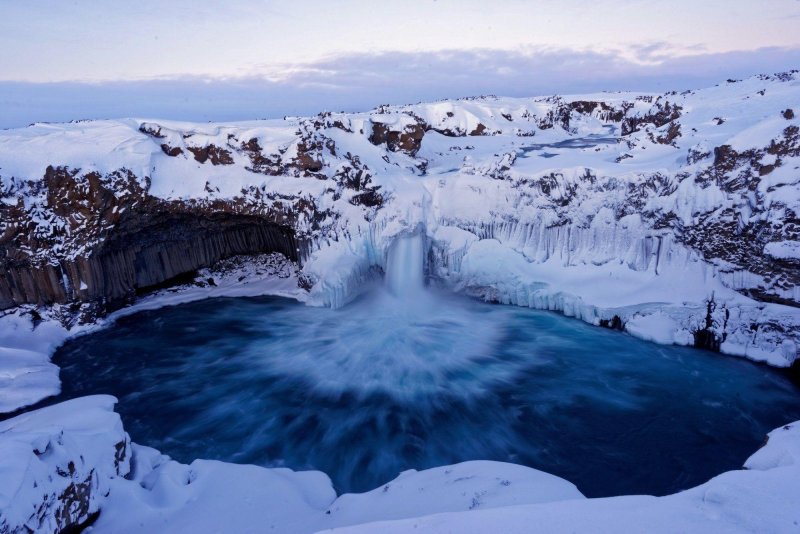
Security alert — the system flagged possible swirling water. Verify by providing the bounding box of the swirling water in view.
[52,289,800,497]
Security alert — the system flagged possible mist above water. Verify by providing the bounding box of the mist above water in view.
[257,232,518,401]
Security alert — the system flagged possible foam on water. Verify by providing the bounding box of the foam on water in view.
[242,289,517,401]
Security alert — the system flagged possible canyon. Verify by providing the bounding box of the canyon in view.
[1,72,800,533]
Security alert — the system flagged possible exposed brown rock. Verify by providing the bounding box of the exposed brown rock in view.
[138,123,165,138]
[187,144,234,165]
[350,190,384,208]
[368,121,426,155]
[160,144,183,157]
[622,101,683,136]
[569,101,625,122]
[653,122,681,145]
[469,123,487,136]
[294,140,324,173]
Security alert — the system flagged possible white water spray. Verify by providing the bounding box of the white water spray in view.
[385,233,426,297]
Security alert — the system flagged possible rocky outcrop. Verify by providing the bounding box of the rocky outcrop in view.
[0,214,298,311]
[621,98,682,136]
[368,119,426,155]
[0,165,301,311]
[186,144,234,165]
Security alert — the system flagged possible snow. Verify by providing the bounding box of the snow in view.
[0,311,72,413]
[324,461,583,525]
[325,425,800,534]
[624,311,680,345]
[94,454,583,534]
[0,395,130,534]
[107,253,307,319]
[764,240,800,260]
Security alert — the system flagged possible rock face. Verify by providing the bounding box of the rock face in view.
[1,210,298,311]
[0,396,130,534]
[0,165,300,311]
[0,72,799,364]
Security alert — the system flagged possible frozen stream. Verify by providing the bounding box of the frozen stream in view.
[51,287,800,497]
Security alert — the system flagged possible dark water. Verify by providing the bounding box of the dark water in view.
[52,290,800,497]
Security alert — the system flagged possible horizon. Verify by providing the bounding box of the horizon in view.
[1,0,799,128]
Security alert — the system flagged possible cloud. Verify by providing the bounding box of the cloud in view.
[1,45,798,129]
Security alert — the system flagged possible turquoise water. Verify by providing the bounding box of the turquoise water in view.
[52,290,800,497]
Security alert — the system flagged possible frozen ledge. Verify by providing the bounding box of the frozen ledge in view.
[436,236,800,368]
[324,423,800,534]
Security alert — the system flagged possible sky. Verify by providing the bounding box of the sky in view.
[1,0,799,128]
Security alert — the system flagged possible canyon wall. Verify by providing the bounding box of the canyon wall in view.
[0,213,298,310]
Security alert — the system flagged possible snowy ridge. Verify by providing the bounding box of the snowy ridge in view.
[0,72,799,366]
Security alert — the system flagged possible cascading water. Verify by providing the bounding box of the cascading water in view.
[385,232,426,297]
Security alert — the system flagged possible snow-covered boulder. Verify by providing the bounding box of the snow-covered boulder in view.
[0,396,130,534]
[93,451,582,533]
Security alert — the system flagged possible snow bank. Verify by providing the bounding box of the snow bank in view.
[94,447,581,533]
[0,310,72,413]
[429,228,799,367]
[765,240,800,261]
[325,423,800,534]
[0,396,130,534]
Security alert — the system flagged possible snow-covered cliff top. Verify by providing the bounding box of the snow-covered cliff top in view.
[2,72,798,365]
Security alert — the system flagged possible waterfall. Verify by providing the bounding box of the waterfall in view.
[386,233,425,297]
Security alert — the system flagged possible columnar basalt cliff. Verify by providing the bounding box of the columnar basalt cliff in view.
[0,166,301,311]
[1,72,799,365]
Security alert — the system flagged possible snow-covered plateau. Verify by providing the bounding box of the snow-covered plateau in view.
[1,72,800,532]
